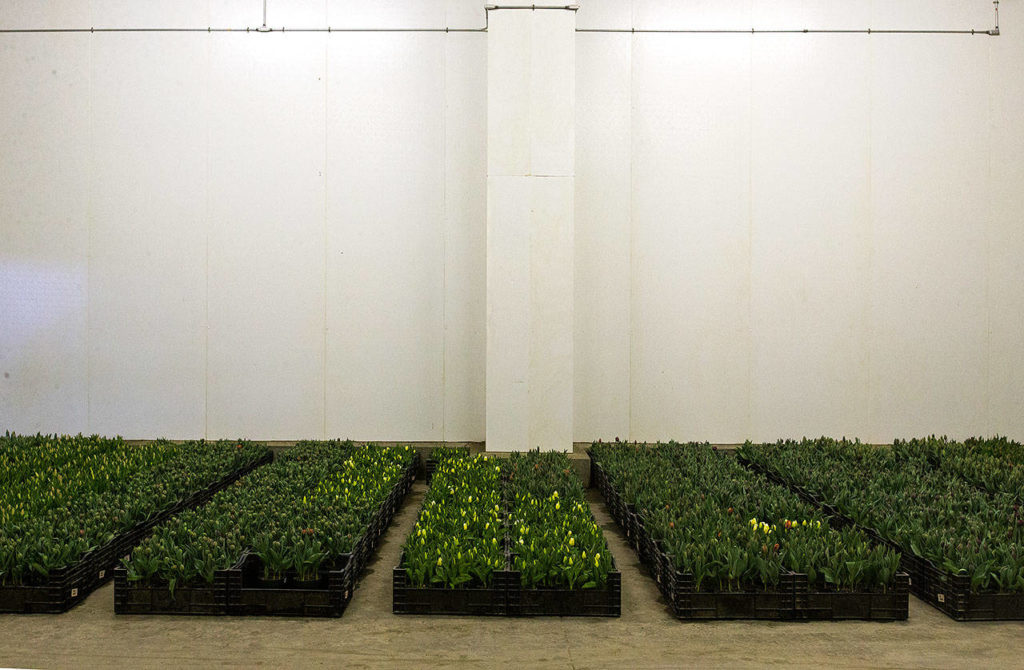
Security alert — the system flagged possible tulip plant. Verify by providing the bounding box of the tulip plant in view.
[505,451,612,589]
[0,433,268,586]
[402,453,506,588]
[402,449,614,591]
[125,441,415,593]
[591,441,900,592]
[428,446,470,463]
[898,436,1024,501]
[739,438,1024,593]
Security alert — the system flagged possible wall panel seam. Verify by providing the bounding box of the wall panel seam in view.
[323,27,329,440]
[442,27,449,442]
[204,28,211,440]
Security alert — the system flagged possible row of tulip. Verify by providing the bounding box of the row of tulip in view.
[0,433,269,587]
[402,450,614,591]
[899,436,1024,501]
[505,451,613,590]
[124,441,416,593]
[739,438,1024,594]
[591,441,902,593]
[396,449,620,616]
[400,453,505,588]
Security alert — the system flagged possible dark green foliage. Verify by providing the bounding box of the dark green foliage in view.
[740,437,1024,593]
[402,450,614,591]
[592,441,900,592]
[125,441,415,591]
[401,454,505,588]
[505,451,612,589]
[0,433,269,585]
[429,446,470,464]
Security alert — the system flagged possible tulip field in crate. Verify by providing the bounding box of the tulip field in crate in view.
[115,441,416,617]
[393,450,620,617]
[424,445,469,484]
[739,437,1024,621]
[590,441,908,621]
[10,428,1024,624]
[0,433,271,613]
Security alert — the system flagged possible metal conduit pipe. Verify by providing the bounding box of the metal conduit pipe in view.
[0,0,490,34]
[0,0,1000,36]
[484,4,579,9]
[0,27,480,33]
[577,28,997,36]
[580,0,1000,36]
[0,26,487,34]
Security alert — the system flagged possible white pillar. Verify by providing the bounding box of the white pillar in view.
[486,7,575,452]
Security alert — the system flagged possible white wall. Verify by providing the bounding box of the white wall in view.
[2,0,1023,444]
[486,8,576,452]
[574,0,1024,443]
[0,0,487,441]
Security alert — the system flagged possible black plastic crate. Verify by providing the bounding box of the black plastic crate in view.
[363,462,416,559]
[394,461,512,616]
[114,457,411,618]
[938,590,1024,621]
[857,527,1024,621]
[737,454,1024,621]
[114,567,230,615]
[508,567,621,617]
[629,510,661,568]
[663,563,798,621]
[393,553,514,616]
[44,548,132,614]
[595,453,914,621]
[350,532,374,579]
[591,462,603,493]
[899,553,1024,621]
[651,532,797,620]
[639,529,660,573]
[507,577,622,617]
[505,500,623,619]
[605,494,625,529]
[0,538,140,615]
[586,459,615,508]
[670,582,796,620]
[652,541,674,599]
[225,552,354,618]
[1,452,272,615]
[625,508,668,579]
[0,560,94,614]
[300,461,414,606]
[794,573,910,621]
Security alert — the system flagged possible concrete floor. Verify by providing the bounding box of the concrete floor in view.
[2,484,1023,670]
